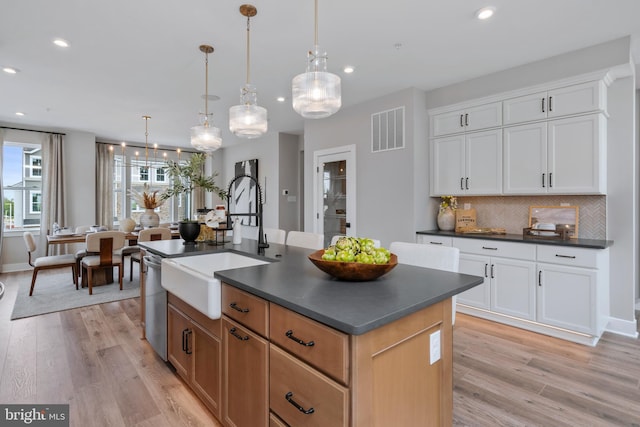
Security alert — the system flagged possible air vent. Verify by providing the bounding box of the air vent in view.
[371,106,405,153]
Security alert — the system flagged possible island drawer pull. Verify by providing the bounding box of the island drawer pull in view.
[285,392,315,415]
[481,246,498,250]
[555,254,576,259]
[286,330,315,347]
[229,327,249,341]
[229,302,250,313]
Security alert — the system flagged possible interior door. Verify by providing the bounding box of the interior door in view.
[314,145,356,248]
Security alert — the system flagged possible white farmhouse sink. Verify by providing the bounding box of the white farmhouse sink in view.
[161,252,269,319]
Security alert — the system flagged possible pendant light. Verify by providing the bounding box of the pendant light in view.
[191,44,222,152]
[291,0,341,119]
[229,4,268,138]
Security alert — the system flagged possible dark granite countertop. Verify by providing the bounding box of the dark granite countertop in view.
[139,239,483,335]
[416,230,613,249]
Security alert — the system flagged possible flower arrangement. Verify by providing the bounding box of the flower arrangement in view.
[129,183,165,209]
[439,195,457,213]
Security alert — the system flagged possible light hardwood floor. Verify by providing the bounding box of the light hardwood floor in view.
[1,270,639,426]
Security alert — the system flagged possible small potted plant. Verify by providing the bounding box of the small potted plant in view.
[161,152,227,243]
[437,195,457,231]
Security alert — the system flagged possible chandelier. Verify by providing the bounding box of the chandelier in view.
[191,44,222,152]
[291,0,341,119]
[229,4,268,138]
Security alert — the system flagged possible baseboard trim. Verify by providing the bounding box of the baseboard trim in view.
[2,263,30,273]
[606,316,639,338]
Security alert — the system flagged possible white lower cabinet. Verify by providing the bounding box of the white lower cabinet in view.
[450,236,609,345]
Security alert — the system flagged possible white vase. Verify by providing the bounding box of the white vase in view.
[140,209,160,229]
[437,207,456,231]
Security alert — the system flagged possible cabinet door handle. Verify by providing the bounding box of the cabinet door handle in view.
[555,254,576,259]
[460,177,464,190]
[549,96,553,112]
[465,177,469,190]
[182,328,188,352]
[465,113,469,126]
[286,330,315,347]
[430,241,443,245]
[542,173,546,188]
[549,172,552,188]
[185,329,192,355]
[538,270,542,286]
[229,327,249,341]
[460,114,464,127]
[285,392,315,415]
[229,302,249,313]
[490,264,495,279]
[541,97,545,113]
[484,263,488,278]
[481,246,498,250]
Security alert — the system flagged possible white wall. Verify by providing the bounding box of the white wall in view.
[304,88,423,248]
[278,133,301,233]
[220,134,279,228]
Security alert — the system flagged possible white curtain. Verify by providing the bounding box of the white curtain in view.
[95,143,114,229]
[40,133,67,253]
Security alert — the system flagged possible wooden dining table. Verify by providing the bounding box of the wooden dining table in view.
[45,229,180,255]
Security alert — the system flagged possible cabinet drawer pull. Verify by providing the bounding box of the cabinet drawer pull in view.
[285,392,315,415]
[429,241,443,245]
[555,254,576,259]
[229,302,250,313]
[285,330,315,347]
[185,329,192,355]
[481,246,498,250]
[541,97,545,113]
[229,327,249,341]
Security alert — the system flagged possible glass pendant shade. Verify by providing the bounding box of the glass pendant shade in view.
[229,84,268,138]
[292,45,341,119]
[190,122,222,152]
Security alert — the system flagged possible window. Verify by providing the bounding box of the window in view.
[3,142,43,231]
[29,191,42,214]
[111,147,188,226]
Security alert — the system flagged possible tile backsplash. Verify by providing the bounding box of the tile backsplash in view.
[454,195,606,240]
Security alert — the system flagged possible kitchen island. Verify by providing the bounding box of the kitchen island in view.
[139,239,483,426]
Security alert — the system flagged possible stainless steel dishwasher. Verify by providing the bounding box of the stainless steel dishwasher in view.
[143,254,167,361]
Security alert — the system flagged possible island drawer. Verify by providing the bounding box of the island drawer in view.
[270,303,349,385]
[222,283,269,338]
[453,237,536,260]
[270,345,349,427]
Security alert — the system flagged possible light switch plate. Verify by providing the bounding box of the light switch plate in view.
[430,330,441,365]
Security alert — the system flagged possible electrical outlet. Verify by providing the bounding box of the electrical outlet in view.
[430,330,441,365]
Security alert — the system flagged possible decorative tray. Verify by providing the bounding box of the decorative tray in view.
[522,227,570,240]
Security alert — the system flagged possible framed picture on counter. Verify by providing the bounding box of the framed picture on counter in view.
[528,205,579,238]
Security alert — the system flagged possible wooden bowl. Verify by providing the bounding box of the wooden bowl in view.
[308,250,398,281]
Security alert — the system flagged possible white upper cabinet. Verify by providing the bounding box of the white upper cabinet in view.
[431,129,502,196]
[503,114,606,195]
[503,81,606,125]
[431,102,502,137]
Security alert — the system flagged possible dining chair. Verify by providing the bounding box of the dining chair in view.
[23,232,78,296]
[81,231,126,295]
[263,227,286,245]
[73,225,93,277]
[240,225,259,240]
[129,227,172,281]
[286,231,325,250]
[389,241,460,324]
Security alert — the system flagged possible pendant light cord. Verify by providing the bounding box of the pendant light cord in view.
[143,115,150,166]
[204,52,209,122]
[246,14,251,85]
[314,0,319,46]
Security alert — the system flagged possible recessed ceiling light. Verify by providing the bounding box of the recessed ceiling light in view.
[343,66,355,74]
[15,112,25,116]
[276,96,285,102]
[53,38,70,48]
[476,6,495,20]
[3,67,18,74]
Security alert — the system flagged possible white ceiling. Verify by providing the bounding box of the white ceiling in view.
[1,0,639,149]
